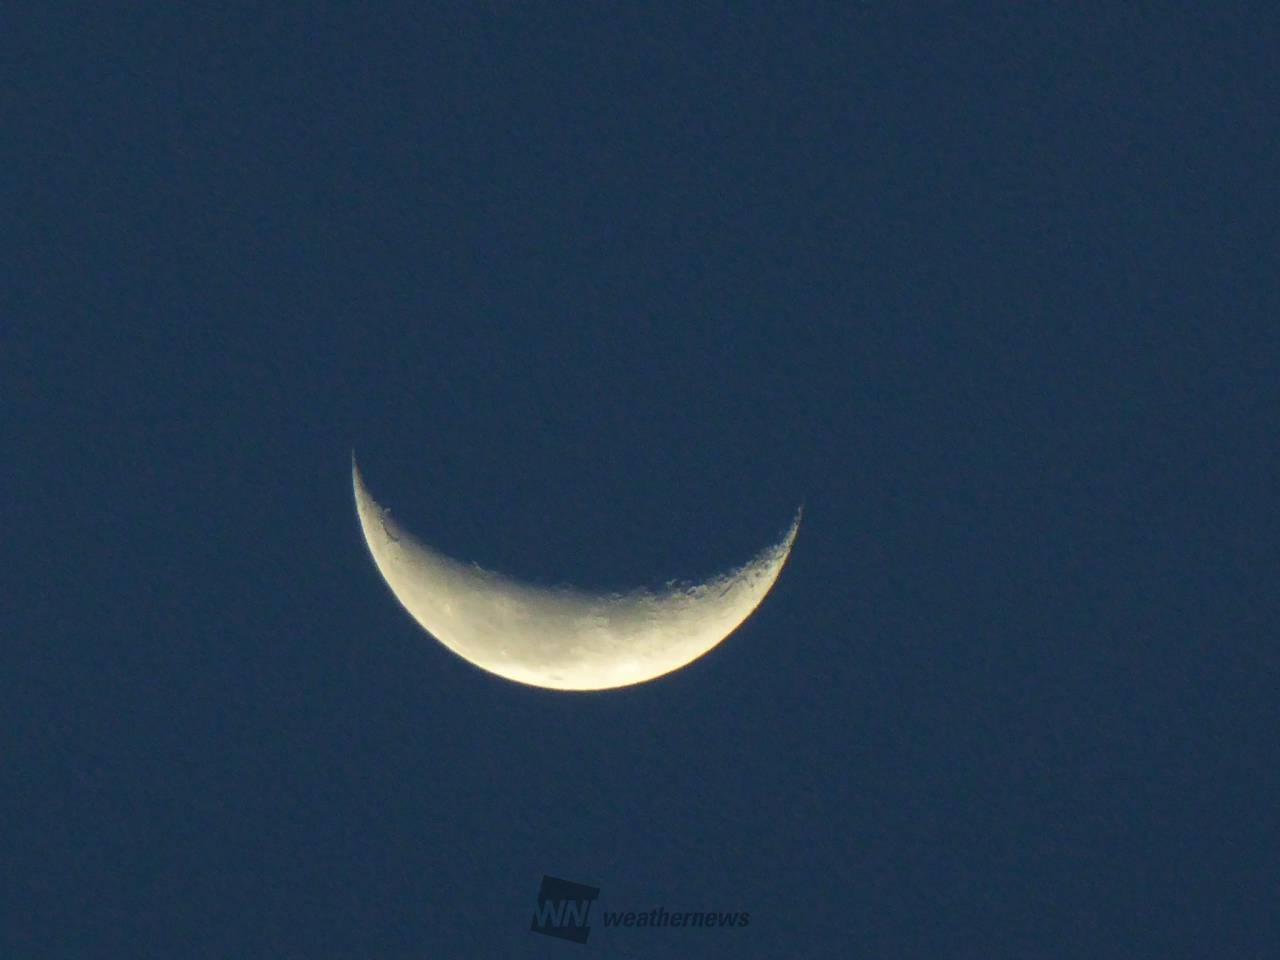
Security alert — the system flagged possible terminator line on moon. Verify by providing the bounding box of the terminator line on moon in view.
[352,457,800,691]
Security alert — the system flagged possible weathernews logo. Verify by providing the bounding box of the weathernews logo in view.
[529,874,749,946]
[530,875,601,944]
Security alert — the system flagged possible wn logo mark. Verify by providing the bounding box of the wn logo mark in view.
[530,875,600,944]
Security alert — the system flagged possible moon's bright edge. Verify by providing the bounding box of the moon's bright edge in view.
[352,458,800,691]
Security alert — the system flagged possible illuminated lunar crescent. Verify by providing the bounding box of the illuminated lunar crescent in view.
[352,457,799,691]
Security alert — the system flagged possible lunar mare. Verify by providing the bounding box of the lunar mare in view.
[352,458,799,691]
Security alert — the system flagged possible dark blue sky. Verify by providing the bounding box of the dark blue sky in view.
[6,5,1277,958]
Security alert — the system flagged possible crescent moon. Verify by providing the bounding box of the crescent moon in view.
[352,457,800,691]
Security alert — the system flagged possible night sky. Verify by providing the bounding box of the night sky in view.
[6,5,1278,958]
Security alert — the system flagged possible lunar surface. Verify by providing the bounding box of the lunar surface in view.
[353,457,799,691]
